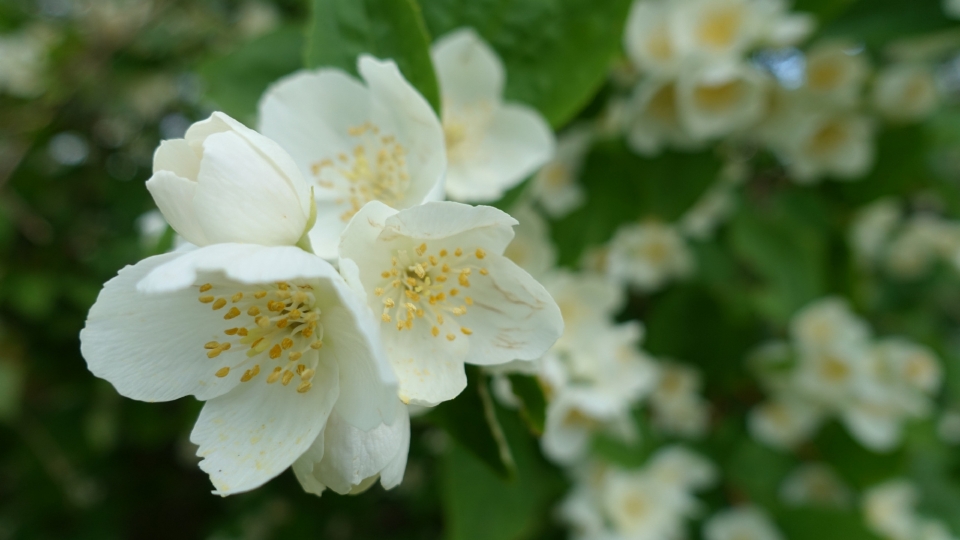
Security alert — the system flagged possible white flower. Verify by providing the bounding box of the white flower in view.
[646,445,718,492]
[431,28,555,202]
[0,25,54,98]
[670,0,758,62]
[748,396,823,449]
[626,78,703,155]
[293,406,410,496]
[874,338,941,395]
[146,112,315,249]
[502,203,557,280]
[776,110,875,183]
[258,56,446,259]
[540,269,625,354]
[650,362,711,438]
[802,41,870,107]
[789,297,871,353]
[338,200,563,406]
[676,62,768,140]
[80,244,400,494]
[624,0,682,75]
[703,506,784,540]
[753,0,816,47]
[779,463,852,507]
[884,214,960,278]
[849,198,902,265]
[530,124,592,218]
[602,468,694,540]
[863,479,919,540]
[607,221,694,292]
[872,63,940,122]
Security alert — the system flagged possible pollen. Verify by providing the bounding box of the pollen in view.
[199,283,213,293]
[224,307,241,320]
[455,248,463,257]
[215,367,230,378]
[446,333,456,341]
[199,295,214,304]
[461,327,473,335]
[475,249,486,259]
[432,326,440,337]
[212,298,227,310]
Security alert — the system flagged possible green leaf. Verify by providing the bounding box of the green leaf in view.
[305,0,440,113]
[506,374,547,435]
[441,401,566,540]
[820,0,953,49]
[420,0,633,127]
[196,26,304,125]
[551,142,721,266]
[792,0,857,25]
[424,366,515,479]
[776,508,882,540]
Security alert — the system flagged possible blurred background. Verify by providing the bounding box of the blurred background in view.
[3,0,960,539]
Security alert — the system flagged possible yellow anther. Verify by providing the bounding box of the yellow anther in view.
[405,290,420,302]
[465,297,473,305]
[382,313,392,323]
[301,368,315,381]
[381,271,392,278]
[231,292,243,302]
[414,264,426,278]
[455,248,463,257]
[475,248,486,259]
[446,333,456,341]
[442,264,451,273]
[429,256,438,266]
[480,268,489,276]
[289,351,302,361]
[224,307,241,320]
[241,369,255,382]
[397,320,404,331]
[416,308,424,317]
[267,367,282,384]
[276,318,289,329]
[212,298,227,310]
[276,290,291,300]
[450,289,459,296]
[282,370,295,386]
[375,287,385,296]
[436,292,446,301]
[437,315,445,324]
[277,282,290,290]
[436,275,448,283]
[459,275,470,287]
[461,327,473,335]
[237,328,248,337]
[247,306,260,316]
[406,277,417,287]
[220,343,231,351]
[405,302,417,311]
[452,307,465,316]
[296,364,306,376]
[215,367,230,378]
[440,249,448,257]
[311,340,324,349]
[416,243,427,256]
[302,326,314,338]
[281,338,294,350]
[297,381,313,393]
[392,280,401,288]
[288,309,302,320]
[256,316,270,328]
[204,341,219,349]
[269,344,282,359]
[432,326,440,337]
[392,257,398,267]
[207,348,222,359]
[267,301,284,312]
[224,328,239,336]
[405,318,413,330]
[199,283,213,292]
[254,291,267,299]
[199,295,214,304]
[384,298,395,308]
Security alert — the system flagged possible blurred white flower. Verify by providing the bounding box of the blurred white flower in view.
[872,63,940,123]
[938,409,960,445]
[432,28,555,202]
[626,78,703,155]
[530,125,592,218]
[703,506,784,540]
[0,25,55,98]
[624,0,682,76]
[135,210,170,249]
[338,201,562,406]
[646,445,718,491]
[885,214,960,279]
[259,56,445,259]
[607,221,694,292]
[146,112,315,249]
[502,203,557,279]
[779,463,852,508]
[790,297,871,353]
[80,244,400,495]
[849,198,902,265]
[754,0,816,47]
[802,41,870,107]
[236,1,280,39]
[749,396,823,449]
[650,362,711,438]
[670,0,758,62]
[776,110,875,183]
[863,480,920,540]
[540,269,625,353]
[676,62,768,139]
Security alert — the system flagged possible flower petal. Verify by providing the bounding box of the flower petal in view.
[381,201,517,252]
[384,321,469,406]
[153,138,200,180]
[291,429,327,496]
[190,356,339,495]
[431,28,504,106]
[145,170,209,246]
[457,254,563,366]
[312,408,409,495]
[80,253,244,402]
[446,103,555,202]
[192,130,308,246]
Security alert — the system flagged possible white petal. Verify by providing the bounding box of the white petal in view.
[313,408,409,494]
[191,356,339,495]
[258,69,371,182]
[431,28,504,106]
[308,199,350,261]
[193,131,308,245]
[379,408,411,489]
[80,253,244,402]
[446,103,555,202]
[291,430,327,497]
[360,55,447,207]
[153,138,200,181]
[458,254,563,366]
[381,201,517,252]
[138,244,338,294]
[385,324,469,406]
[145,170,209,246]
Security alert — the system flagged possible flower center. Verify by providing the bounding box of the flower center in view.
[372,242,492,341]
[197,281,324,393]
[696,6,743,49]
[310,121,411,223]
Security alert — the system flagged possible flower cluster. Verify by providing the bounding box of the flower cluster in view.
[748,297,942,452]
[863,479,958,540]
[81,46,563,496]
